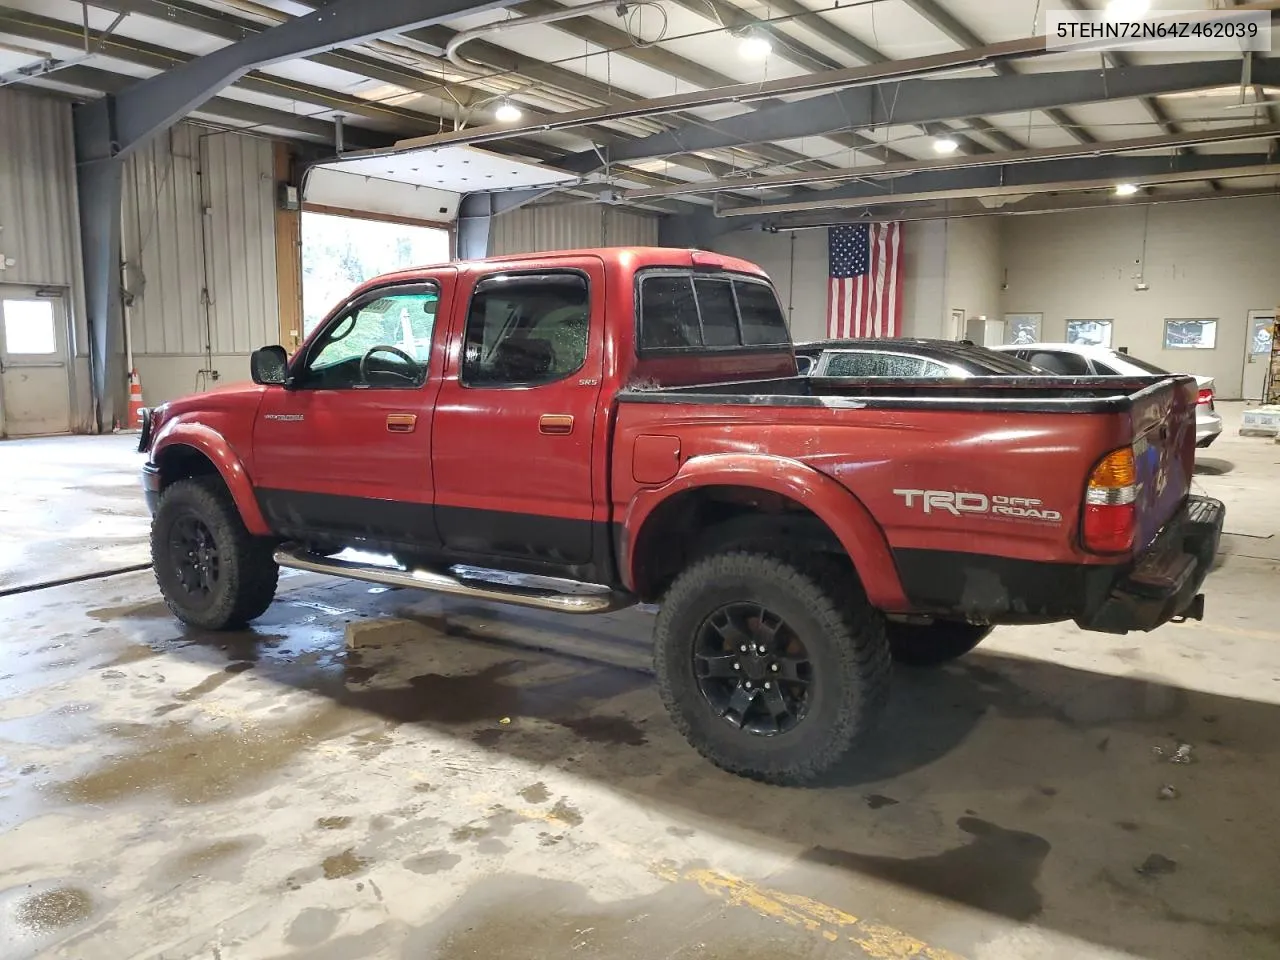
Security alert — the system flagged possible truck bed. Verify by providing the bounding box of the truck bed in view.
[619,373,1188,413]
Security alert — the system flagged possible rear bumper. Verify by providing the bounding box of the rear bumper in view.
[1075,495,1225,635]
[892,495,1225,634]
[142,463,161,515]
[1195,410,1223,447]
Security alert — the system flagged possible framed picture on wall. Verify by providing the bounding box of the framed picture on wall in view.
[1003,313,1042,346]
[1065,319,1113,347]
[1164,319,1218,350]
[1249,313,1275,356]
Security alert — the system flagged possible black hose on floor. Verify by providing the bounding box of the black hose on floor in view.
[0,563,153,599]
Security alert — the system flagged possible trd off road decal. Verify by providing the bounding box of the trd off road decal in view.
[892,489,1063,523]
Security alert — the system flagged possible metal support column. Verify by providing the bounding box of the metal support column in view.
[74,98,125,432]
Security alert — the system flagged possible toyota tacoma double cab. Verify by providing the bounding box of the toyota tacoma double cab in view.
[138,247,1224,785]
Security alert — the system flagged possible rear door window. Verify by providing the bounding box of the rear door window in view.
[920,360,956,377]
[461,272,590,387]
[823,352,926,377]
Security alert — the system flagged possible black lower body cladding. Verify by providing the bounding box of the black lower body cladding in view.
[893,495,1226,635]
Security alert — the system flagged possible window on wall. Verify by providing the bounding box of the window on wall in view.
[1164,319,1218,350]
[301,211,451,337]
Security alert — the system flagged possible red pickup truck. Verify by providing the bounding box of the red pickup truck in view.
[139,247,1223,784]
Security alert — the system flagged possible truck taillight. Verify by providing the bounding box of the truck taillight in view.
[1197,387,1214,409]
[1082,447,1137,554]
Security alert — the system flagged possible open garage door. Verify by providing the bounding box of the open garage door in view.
[300,210,451,338]
[298,146,578,338]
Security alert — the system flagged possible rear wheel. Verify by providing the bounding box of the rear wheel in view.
[151,477,278,630]
[885,621,991,667]
[653,551,890,785]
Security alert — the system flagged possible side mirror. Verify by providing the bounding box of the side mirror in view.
[250,345,289,385]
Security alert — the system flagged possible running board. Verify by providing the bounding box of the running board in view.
[273,546,636,615]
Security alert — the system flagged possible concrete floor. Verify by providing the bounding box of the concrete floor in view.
[1,404,1279,960]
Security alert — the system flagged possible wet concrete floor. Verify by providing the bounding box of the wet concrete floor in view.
[1,405,1279,959]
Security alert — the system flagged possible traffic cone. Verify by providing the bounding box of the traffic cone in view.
[127,368,145,429]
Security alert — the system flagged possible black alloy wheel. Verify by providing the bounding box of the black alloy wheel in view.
[169,512,221,606]
[694,603,812,736]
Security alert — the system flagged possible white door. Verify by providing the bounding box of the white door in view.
[0,287,72,437]
[982,318,1005,347]
[1242,310,1275,401]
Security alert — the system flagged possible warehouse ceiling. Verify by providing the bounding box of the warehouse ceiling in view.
[2,0,1279,230]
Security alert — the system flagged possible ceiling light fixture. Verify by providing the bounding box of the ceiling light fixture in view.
[1114,182,1140,196]
[738,31,772,61]
[495,100,522,123]
[932,136,960,155]
[1104,0,1149,21]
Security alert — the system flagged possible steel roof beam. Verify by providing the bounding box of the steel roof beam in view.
[624,121,1280,199]
[901,0,1093,146]
[666,0,998,156]
[555,58,1274,171]
[501,0,908,170]
[92,0,511,156]
[715,152,1277,217]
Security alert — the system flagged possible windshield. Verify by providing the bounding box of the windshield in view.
[1114,352,1169,375]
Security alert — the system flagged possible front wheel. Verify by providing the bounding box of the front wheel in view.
[885,621,991,667]
[151,477,279,630]
[653,551,891,786]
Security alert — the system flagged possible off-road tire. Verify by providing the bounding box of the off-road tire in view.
[653,550,891,786]
[151,477,278,630]
[885,621,991,667]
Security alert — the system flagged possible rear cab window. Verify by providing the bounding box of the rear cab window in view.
[637,269,790,354]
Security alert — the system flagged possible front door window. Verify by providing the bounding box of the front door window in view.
[300,287,438,389]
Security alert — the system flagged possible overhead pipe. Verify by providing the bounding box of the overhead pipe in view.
[446,1,627,74]
[761,187,1280,229]
[344,1,1280,158]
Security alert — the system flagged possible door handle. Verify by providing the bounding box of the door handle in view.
[539,414,574,435]
[386,413,417,433]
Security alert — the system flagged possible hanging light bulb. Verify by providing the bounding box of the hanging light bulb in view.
[738,31,772,61]
[495,100,522,123]
[932,136,960,155]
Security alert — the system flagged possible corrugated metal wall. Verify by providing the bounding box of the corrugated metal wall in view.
[122,124,277,358]
[489,203,659,255]
[0,87,84,314]
[0,87,91,430]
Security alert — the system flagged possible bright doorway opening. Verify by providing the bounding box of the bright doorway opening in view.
[301,211,451,338]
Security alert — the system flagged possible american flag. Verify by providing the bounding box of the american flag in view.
[827,222,904,338]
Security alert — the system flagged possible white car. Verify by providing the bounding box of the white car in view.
[991,343,1223,448]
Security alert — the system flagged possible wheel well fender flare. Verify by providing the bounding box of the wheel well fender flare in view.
[152,422,270,535]
[622,454,907,609]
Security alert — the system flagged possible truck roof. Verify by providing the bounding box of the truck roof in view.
[354,247,771,295]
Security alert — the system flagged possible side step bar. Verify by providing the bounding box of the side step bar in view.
[273,546,636,615]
